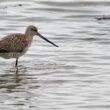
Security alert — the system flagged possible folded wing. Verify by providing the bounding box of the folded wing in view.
[0,34,28,53]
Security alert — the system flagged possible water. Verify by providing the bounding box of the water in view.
[0,0,110,110]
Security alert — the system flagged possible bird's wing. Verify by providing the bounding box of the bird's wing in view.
[0,34,28,53]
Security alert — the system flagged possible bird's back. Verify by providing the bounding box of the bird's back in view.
[0,33,30,59]
[0,33,29,52]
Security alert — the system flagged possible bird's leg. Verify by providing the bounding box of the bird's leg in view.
[15,58,18,67]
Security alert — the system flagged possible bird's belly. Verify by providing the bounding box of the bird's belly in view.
[0,52,24,59]
[0,47,29,59]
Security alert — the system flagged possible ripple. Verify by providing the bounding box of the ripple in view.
[0,0,110,110]
[38,1,110,7]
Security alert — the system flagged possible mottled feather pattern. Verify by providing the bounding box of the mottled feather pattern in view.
[0,34,29,53]
[0,25,58,66]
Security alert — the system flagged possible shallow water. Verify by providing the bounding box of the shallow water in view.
[0,0,110,110]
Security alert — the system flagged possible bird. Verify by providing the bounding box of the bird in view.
[0,25,58,67]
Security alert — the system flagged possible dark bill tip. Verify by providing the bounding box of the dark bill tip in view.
[37,33,59,47]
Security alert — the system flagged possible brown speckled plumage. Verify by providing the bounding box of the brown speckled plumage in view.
[0,25,58,67]
[0,34,29,52]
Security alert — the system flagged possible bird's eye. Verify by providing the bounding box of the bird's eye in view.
[31,28,36,32]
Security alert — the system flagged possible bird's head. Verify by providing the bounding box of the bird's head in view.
[25,25,58,47]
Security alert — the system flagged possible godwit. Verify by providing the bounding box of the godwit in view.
[0,25,58,67]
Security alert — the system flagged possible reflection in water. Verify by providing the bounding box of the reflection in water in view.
[0,67,24,92]
[0,65,40,108]
[0,65,40,92]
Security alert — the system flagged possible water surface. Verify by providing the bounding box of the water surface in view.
[0,0,110,110]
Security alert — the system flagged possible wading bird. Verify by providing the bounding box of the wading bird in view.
[0,25,58,67]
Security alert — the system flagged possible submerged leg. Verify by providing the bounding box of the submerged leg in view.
[15,58,18,67]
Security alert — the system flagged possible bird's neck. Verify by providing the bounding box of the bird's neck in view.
[25,31,34,37]
[24,30,35,47]
[24,32,34,47]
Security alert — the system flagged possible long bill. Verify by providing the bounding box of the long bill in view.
[37,32,59,47]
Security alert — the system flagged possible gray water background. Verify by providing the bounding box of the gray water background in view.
[0,0,110,110]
